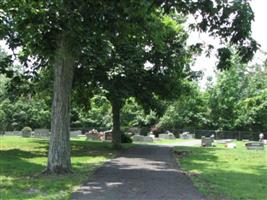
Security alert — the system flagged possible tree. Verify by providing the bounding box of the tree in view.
[158,82,210,130]
[1,0,258,172]
[0,0,103,173]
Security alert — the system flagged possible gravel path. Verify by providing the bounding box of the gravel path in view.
[71,145,206,200]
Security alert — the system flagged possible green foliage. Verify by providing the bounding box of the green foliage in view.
[21,126,32,137]
[0,98,50,130]
[21,127,32,132]
[121,133,133,144]
[236,89,267,131]
[209,57,267,131]
[158,82,210,130]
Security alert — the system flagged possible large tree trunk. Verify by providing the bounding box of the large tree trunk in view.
[111,101,122,149]
[46,38,74,174]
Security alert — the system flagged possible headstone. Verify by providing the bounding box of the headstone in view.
[132,135,145,142]
[104,130,112,140]
[201,136,214,147]
[70,130,82,137]
[13,131,22,136]
[85,129,103,141]
[217,139,235,144]
[159,132,176,140]
[263,140,267,145]
[4,131,13,136]
[224,143,236,148]
[179,132,195,139]
[34,129,50,137]
[144,136,154,143]
[245,142,264,150]
[259,133,264,143]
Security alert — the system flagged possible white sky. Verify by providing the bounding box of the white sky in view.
[191,0,267,88]
[1,1,267,88]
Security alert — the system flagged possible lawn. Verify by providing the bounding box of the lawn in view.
[175,142,267,200]
[0,136,127,200]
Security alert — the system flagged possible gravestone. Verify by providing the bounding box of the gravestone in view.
[245,142,264,150]
[179,132,195,139]
[217,139,235,144]
[144,136,154,143]
[201,136,214,147]
[34,129,50,137]
[85,129,104,141]
[70,130,82,137]
[104,130,112,140]
[13,131,22,136]
[159,132,175,140]
[4,131,13,136]
[224,143,236,148]
[132,135,145,142]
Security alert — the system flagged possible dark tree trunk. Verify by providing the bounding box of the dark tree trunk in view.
[111,101,122,149]
[46,38,74,174]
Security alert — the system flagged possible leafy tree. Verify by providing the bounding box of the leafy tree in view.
[158,82,210,130]
[0,0,258,172]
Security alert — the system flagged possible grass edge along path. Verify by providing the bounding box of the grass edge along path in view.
[175,142,267,200]
[0,136,132,200]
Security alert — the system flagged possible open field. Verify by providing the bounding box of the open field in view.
[175,142,267,200]
[0,136,128,200]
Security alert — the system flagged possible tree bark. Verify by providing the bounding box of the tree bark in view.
[46,37,74,174]
[111,101,122,149]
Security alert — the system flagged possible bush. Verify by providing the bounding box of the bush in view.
[121,133,133,143]
[21,126,32,137]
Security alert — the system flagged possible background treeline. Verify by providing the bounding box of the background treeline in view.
[0,48,266,132]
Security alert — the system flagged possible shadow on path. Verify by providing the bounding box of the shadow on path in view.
[71,145,206,200]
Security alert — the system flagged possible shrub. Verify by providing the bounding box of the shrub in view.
[21,126,32,137]
[121,133,133,143]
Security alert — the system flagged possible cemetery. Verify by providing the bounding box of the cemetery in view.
[0,1,267,200]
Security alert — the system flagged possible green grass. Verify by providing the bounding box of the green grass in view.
[153,138,195,145]
[175,142,267,200]
[0,136,127,200]
[133,138,196,145]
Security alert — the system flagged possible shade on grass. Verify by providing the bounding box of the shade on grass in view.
[0,136,121,200]
[176,142,267,200]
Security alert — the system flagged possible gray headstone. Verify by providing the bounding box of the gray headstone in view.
[245,142,264,150]
[144,136,153,142]
[70,130,82,137]
[201,136,214,147]
[13,131,22,136]
[159,133,175,140]
[34,129,50,137]
[132,135,145,142]
[4,131,13,136]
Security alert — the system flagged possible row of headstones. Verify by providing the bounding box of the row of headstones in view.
[201,136,265,150]
[131,132,176,142]
[1,129,83,137]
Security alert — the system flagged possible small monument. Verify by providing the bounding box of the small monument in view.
[201,136,214,147]
[259,133,264,143]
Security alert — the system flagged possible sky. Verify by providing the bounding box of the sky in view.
[1,1,267,88]
[191,0,267,88]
